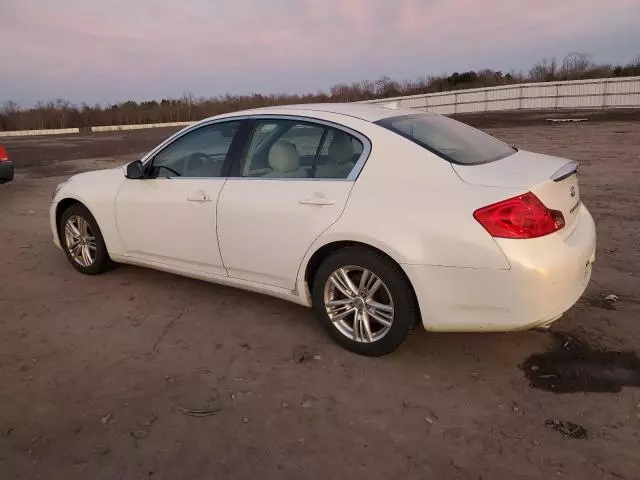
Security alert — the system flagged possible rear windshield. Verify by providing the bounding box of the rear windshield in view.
[375,113,516,165]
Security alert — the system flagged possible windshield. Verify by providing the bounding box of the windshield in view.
[375,113,516,165]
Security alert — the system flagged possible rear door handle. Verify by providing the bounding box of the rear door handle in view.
[299,197,335,206]
[187,190,213,202]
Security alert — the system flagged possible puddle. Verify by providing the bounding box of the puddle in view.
[522,333,640,393]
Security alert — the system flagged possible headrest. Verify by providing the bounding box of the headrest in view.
[268,141,301,172]
[328,133,354,164]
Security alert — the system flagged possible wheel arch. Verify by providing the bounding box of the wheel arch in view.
[54,197,96,244]
[301,240,420,323]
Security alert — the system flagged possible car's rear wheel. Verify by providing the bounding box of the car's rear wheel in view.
[312,247,417,356]
[59,204,112,275]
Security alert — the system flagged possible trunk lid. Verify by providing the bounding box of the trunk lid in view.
[453,150,582,231]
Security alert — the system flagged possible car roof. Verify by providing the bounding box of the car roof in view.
[211,102,423,123]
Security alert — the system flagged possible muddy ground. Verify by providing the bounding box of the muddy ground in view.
[1,115,639,479]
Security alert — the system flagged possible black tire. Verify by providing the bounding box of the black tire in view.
[59,203,113,275]
[312,246,418,356]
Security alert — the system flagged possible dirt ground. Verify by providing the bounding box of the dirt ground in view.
[1,115,639,479]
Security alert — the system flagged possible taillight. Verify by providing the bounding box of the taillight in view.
[0,145,7,162]
[473,192,565,239]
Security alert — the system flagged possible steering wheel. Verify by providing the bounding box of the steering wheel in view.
[155,165,182,177]
[184,152,213,176]
[189,152,211,164]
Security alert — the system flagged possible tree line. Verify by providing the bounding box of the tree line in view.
[1,53,639,132]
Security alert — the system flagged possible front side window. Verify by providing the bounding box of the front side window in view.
[150,121,241,178]
[240,119,363,179]
[375,114,515,165]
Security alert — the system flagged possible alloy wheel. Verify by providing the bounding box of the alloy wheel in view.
[323,266,394,343]
[64,215,97,267]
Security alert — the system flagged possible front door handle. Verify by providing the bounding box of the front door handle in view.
[299,197,335,206]
[187,190,213,202]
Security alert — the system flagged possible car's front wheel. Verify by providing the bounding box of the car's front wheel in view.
[59,203,113,275]
[312,247,418,356]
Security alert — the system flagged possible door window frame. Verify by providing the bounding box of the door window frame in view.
[139,119,252,179]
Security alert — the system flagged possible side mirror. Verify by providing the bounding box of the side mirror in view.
[126,160,144,179]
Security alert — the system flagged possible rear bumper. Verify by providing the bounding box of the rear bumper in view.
[404,204,596,331]
[0,161,14,182]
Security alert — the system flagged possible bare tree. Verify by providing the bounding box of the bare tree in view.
[182,92,194,121]
[54,98,71,128]
[529,57,557,82]
[559,52,594,79]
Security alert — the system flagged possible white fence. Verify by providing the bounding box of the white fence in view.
[0,127,80,138]
[91,121,192,132]
[360,76,640,114]
[1,77,639,138]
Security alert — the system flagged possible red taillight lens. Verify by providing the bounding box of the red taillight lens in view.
[473,192,565,239]
[0,145,8,162]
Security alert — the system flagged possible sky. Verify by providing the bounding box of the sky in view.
[1,0,639,107]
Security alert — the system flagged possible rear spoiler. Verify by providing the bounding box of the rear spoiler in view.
[551,161,579,182]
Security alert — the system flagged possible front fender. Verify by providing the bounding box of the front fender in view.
[51,168,127,255]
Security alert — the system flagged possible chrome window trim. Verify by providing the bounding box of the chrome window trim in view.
[139,114,372,182]
[224,177,354,182]
[142,177,229,181]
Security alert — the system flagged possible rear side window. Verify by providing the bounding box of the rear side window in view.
[314,129,363,179]
[375,114,515,165]
[239,119,363,179]
[241,120,325,178]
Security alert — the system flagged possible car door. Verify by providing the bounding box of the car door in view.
[217,117,368,289]
[115,120,245,276]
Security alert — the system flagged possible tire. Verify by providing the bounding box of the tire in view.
[312,246,418,356]
[59,203,113,275]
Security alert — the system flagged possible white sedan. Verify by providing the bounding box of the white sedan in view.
[50,103,596,356]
